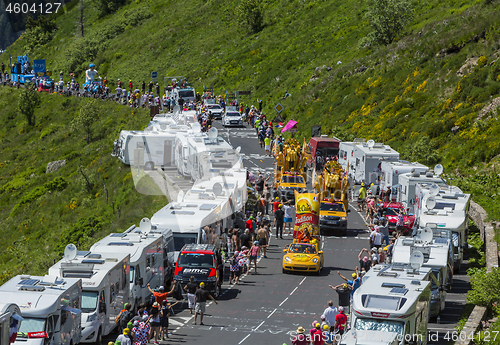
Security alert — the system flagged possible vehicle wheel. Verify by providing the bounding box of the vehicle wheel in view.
[282,268,287,274]
[145,161,154,170]
[94,328,102,345]
[213,283,221,299]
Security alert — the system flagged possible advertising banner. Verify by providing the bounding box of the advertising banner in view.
[293,191,320,238]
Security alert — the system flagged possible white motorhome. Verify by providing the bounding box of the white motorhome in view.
[174,132,191,177]
[392,236,453,318]
[0,275,82,345]
[339,139,399,184]
[415,188,470,272]
[380,161,428,195]
[152,169,247,262]
[0,303,22,345]
[48,252,130,344]
[112,130,177,170]
[397,171,448,212]
[89,220,172,310]
[340,276,431,345]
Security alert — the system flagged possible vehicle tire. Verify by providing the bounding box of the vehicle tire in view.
[213,283,221,299]
[94,328,102,345]
[145,161,154,170]
[282,268,287,274]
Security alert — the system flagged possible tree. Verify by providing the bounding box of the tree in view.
[93,0,126,18]
[467,268,500,308]
[71,99,100,144]
[364,0,414,45]
[236,0,264,33]
[18,85,41,127]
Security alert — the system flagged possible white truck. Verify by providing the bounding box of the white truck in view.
[48,251,131,344]
[341,276,431,345]
[89,219,172,311]
[0,303,22,345]
[339,139,399,185]
[415,187,470,273]
[380,161,428,197]
[392,235,453,319]
[112,129,178,170]
[0,275,82,345]
[397,171,448,212]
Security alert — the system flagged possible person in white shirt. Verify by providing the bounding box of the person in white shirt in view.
[85,63,99,83]
[283,201,295,235]
[322,300,338,328]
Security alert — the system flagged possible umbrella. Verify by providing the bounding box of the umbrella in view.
[281,120,297,133]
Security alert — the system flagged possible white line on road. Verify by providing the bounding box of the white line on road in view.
[266,309,277,319]
[238,334,251,344]
[279,297,289,307]
[299,277,307,285]
[290,287,298,295]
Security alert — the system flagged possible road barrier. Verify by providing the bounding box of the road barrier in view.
[455,200,498,345]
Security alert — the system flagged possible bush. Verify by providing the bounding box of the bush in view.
[56,215,107,255]
[18,86,41,127]
[235,0,264,33]
[467,267,500,308]
[364,0,414,45]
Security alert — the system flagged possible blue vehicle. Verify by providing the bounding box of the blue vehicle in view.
[9,54,53,85]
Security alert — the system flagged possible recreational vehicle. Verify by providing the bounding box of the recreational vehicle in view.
[0,275,82,345]
[48,252,130,343]
[341,276,431,345]
[380,161,428,195]
[397,171,448,212]
[89,219,172,310]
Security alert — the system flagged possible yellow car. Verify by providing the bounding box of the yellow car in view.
[282,243,324,275]
[319,200,350,236]
[278,173,307,201]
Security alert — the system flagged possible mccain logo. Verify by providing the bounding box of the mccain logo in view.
[182,268,209,275]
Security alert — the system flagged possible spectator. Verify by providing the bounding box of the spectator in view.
[370,226,382,249]
[292,326,308,345]
[322,301,338,328]
[311,323,323,345]
[337,267,361,297]
[357,184,367,211]
[160,299,178,340]
[229,251,241,284]
[378,217,390,245]
[275,204,285,239]
[240,229,252,249]
[183,276,198,314]
[358,249,372,272]
[147,284,175,306]
[193,282,218,325]
[115,328,132,345]
[334,306,348,336]
[329,283,352,314]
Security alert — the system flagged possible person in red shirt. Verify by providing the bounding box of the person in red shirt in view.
[147,283,175,305]
[311,323,324,345]
[245,216,254,233]
[334,306,348,336]
[292,326,308,345]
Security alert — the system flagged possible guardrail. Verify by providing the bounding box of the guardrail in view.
[455,200,498,345]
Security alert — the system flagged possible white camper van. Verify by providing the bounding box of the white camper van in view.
[392,235,453,318]
[397,171,448,212]
[380,161,428,195]
[341,276,431,345]
[89,219,171,311]
[0,303,22,345]
[48,252,130,344]
[112,130,177,170]
[415,188,470,272]
[339,139,363,175]
[0,275,82,345]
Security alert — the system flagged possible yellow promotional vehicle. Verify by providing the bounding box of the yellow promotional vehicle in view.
[282,242,324,274]
[319,200,349,236]
[274,138,308,201]
[277,172,307,201]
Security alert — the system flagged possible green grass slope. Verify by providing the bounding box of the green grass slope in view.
[1,0,500,282]
[0,88,167,283]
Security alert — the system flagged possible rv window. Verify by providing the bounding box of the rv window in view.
[17,318,46,337]
[130,266,135,283]
[82,291,99,313]
[354,318,404,337]
[146,255,151,268]
[173,233,198,251]
[364,295,403,310]
[135,265,141,283]
[429,272,439,290]
[432,269,442,284]
[137,142,144,149]
[356,158,360,166]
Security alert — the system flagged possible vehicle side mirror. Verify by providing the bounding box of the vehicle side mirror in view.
[318,251,323,255]
[137,277,144,286]
[99,303,106,313]
[283,249,287,252]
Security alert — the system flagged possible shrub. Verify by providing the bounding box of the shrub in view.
[18,86,41,127]
[55,215,107,255]
[364,0,414,45]
[236,0,265,33]
[467,267,500,308]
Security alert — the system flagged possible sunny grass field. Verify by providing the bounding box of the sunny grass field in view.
[0,0,500,283]
[0,87,166,284]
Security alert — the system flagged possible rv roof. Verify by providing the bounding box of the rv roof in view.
[392,244,450,268]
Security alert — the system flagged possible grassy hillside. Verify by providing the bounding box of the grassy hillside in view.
[1,0,500,282]
[0,88,167,284]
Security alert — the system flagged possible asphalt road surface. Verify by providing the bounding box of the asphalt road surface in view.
[103,120,465,344]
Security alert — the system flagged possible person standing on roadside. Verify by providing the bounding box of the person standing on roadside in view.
[357,184,367,212]
[322,301,338,329]
[329,283,352,314]
[229,251,241,284]
[249,241,260,274]
[334,307,348,336]
[240,229,252,249]
[193,282,218,325]
[378,216,390,245]
[264,135,271,156]
[275,204,285,239]
[292,326,308,345]
[257,226,269,258]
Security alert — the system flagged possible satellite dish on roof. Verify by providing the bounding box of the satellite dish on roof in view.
[177,190,185,203]
[213,182,223,196]
[64,244,77,262]
[192,122,201,132]
[208,127,218,139]
[420,227,434,243]
[429,183,440,196]
[235,146,241,155]
[434,164,444,176]
[367,139,375,149]
[409,250,425,270]
[425,196,436,210]
[139,217,152,235]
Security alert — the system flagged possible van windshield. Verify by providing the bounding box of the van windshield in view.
[173,233,198,251]
[82,291,99,313]
[320,203,345,212]
[282,175,305,184]
[178,90,194,98]
[432,268,442,284]
[178,253,214,268]
[18,317,46,337]
[354,318,404,336]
